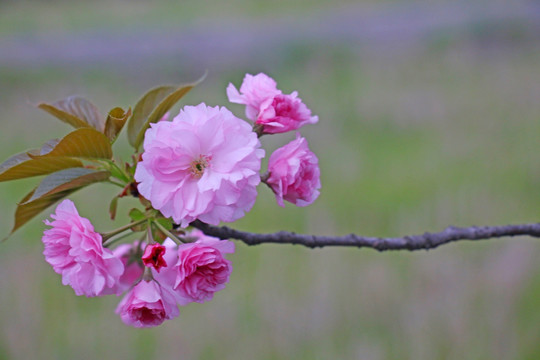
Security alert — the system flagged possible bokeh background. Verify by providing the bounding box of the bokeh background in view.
[1,0,539,359]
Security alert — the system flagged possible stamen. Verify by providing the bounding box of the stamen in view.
[190,155,210,178]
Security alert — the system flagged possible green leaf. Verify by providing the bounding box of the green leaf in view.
[40,128,113,159]
[0,128,113,183]
[104,107,131,142]
[0,151,83,182]
[128,208,145,222]
[3,188,75,241]
[23,168,110,204]
[37,96,105,132]
[127,73,206,150]
[155,217,173,231]
[127,86,175,149]
[109,196,118,220]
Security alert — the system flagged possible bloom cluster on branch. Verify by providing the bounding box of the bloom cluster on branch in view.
[31,73,321,327]
[2,71,538,328]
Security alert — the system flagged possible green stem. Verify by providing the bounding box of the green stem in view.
[102,231,136,248]
[101,159,131,183]
[147,220,155,244]
[153,220,184,245]
[101,217,149,242]
[107,179,125,188]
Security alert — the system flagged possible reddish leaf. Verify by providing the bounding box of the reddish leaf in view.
[127,73,205,150]
[24,168,110,203]
[104,107,131,142]
[3,188,75,241]
[38,96,104,132]
[0,128,112,182]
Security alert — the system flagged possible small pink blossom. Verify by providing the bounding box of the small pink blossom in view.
[42,199,124,297]
[115,279,179,328]
[226,73,280,121]
[172,232,235,305]
[142,244,167,272]
[265,134,321,207]
[256,92,318,134]
[135,103,264,227]
[227,73,318,134]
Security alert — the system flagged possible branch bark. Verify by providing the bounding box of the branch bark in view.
[190,220,540,251]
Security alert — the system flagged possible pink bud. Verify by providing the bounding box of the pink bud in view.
[142,244,167,272]
[265,134,321,207]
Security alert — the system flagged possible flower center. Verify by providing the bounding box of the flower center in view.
[190,155,210,178]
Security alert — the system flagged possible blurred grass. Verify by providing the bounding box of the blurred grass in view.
[0,0,383,35]
[0,1,540,359]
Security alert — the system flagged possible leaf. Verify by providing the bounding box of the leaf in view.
[37,128,113,159]
[23,168,110,204]
[0,128,112,182]
[38,96,105,132]
[3,188,75,241]
[0,151,83,182]
[129,208,145,222]
[37,103,90,129]
[40,139,60,155]
[127,73,206,150]
[104,107,131,142]
[127,86,175,149]
[155,217,173,231]
[109,196,118,220]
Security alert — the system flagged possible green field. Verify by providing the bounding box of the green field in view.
[0,1,539,359]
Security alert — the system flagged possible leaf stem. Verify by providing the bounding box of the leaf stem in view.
[107,179,125,188]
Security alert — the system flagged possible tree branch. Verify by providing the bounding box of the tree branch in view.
[190,220,540,251]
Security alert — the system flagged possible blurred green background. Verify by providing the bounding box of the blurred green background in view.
[1,0,539,359]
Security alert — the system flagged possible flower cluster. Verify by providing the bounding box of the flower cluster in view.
[43,200,234,327]
[40,73,321,327]
[226,73,321,207]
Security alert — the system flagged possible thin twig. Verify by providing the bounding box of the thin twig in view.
[190,220,540,251]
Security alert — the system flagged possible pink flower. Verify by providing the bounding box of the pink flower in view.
[42,199,124,297]
[227,73,318,134]
[142,243,167,272]
[265,135,321,207]
[135,103,264,227]
[226,73,281,121]
[115,279,179,328]
[172,232,234,305]
[256,92,318,134]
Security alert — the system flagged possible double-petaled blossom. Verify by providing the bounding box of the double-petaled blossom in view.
[42,199,124,297]
[172,230,235,305]
[114,234,234,327]
[227,73,318,134]
[115,279,179,328]
[134,103,265,227]
[265,134,321,207]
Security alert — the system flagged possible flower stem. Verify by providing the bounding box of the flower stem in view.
[153,220,184,245]
[102,231,135,248]
[260,171,269,183]
[101,217,149,242]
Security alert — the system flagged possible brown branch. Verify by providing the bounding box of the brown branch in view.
[190,220,540,251]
